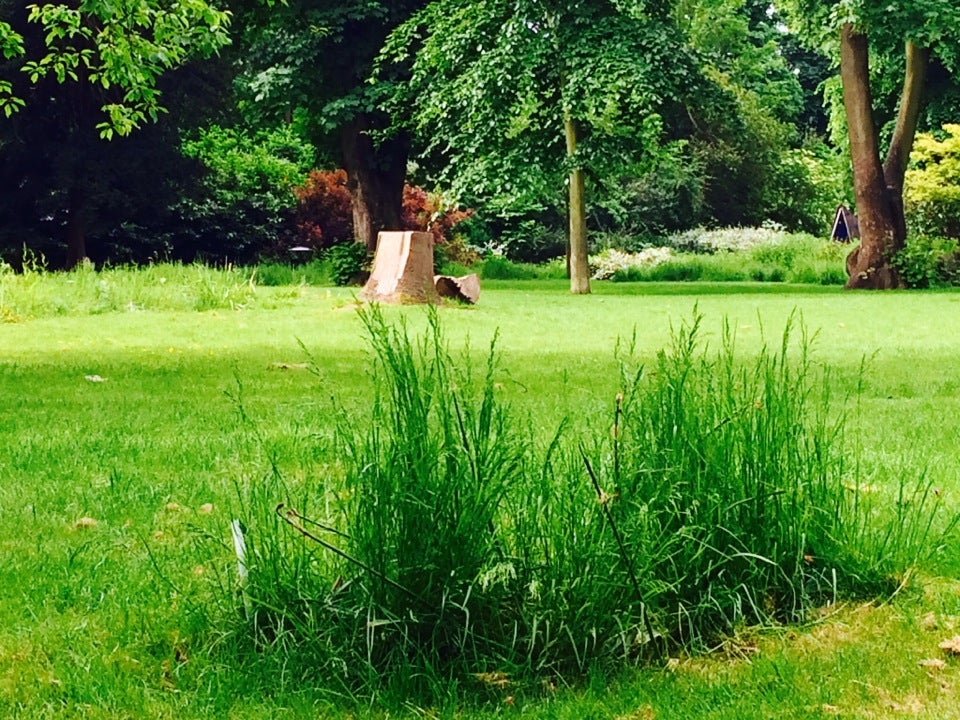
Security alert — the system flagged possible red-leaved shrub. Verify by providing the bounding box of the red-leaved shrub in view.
[402,185,473,245]
[294,168,472,249]
[293,169,354,249]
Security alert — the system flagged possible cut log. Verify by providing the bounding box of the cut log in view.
[434,273,481,304]
[361,231,437,303]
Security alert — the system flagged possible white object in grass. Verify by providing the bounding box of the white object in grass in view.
[230,519,253,620]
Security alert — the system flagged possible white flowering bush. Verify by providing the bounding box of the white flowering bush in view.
[587,227,846,285]
[590,246,675,280]
[666,225,797,254]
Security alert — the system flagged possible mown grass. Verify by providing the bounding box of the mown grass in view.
[2,267,960,717]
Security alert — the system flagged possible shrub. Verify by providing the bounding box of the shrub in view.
[479,255,566,280]
[590,247,675,280]
[182,125,313,210]
[293,172,473,253]
[666,225,798,254]
[892,235,960,288]
[326,242,370,286]
[593,142,705,237]
[254,259,331,287]
[605,229,846,285]
[905,124,960,239]
[794,142,850,235]
[436,234,482,269]
[449,214,494,250]
[181,124,311,215]
[175,124,315,263]
[498,220,567,263]
[480,255,535,280]
[401,185,473,246]
[293,169,354,249]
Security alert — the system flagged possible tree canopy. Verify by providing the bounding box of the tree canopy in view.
[231,0,429,250]
[381,0,703,292]
[1,2,231,137]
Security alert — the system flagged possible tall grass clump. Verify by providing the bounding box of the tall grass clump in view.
[214,309,955,701]
[0,260,258,319]
[253,259,332,287]
[217,305,531,698]
[480,255,567,280]
[584,317,888,642]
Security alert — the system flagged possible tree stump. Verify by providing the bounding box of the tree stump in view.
[434,273,481,304]
[361,231,437,303]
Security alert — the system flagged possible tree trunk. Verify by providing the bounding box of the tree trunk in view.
[840,24,901,289]
[65,184,87,270]
[340,116,408,252]
[564,110,590,294]
[882,41,930,242]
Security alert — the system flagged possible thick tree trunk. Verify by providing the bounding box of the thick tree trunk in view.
[341,116,409,252]
[65,184,87,270]
[564,111,590,294]
[840,24,901,289]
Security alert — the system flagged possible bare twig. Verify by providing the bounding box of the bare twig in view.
[277,504,425,606]
[580,446,664,659]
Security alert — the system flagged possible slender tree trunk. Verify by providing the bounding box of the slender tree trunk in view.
[340,115,408,252]
[840,24,901,289]
[65,184,87,270]
[564,110,590,294]
[882,42,930,242]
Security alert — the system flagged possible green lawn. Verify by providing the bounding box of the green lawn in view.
[2,277,960,718]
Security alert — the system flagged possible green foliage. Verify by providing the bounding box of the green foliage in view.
[254,259,331,287]
[593,141,705,238]
[0,20,23,58]
[905,124,960,239]
[6,277,960,715]
[8,1,231,137]
[892,235,960,288]
[381,0,703,221]
[0,20,25,116]
[479,255,536,280]
[670,0,839,233]
[434,234,482,271]
[691,76,827,230]
[182,124,314,215]
[479,255,566,281]
[175,124,315,262]
[232,0,424,128]
[783,0,960,61]
[497,220,568,264]
[675,0,804,128]
[781,1,960,175]
[603,231,847,285]
[325,242,370,286]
